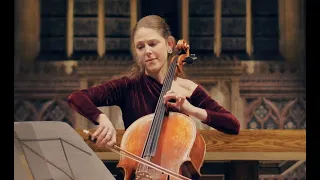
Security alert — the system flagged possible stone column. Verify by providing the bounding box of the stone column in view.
[214,0,222,57]
[300,0,306,81]
[179,0,189,43]
[246,0,253,57]
[97,0,105,57]
[74,79,90,130]
[231,78,245,129]
[130,0,138,54]
[66,0,74,58]
[279,0,305,63]
[14,0,40,72]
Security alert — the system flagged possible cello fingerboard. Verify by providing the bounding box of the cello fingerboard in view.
[142,56,179,158]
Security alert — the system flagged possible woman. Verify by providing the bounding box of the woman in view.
[68,15,240,149]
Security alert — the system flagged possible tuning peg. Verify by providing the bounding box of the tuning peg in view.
[183,54,197,64]
[190,54,197,61]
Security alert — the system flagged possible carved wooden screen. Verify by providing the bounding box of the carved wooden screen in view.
[241,62,306,180]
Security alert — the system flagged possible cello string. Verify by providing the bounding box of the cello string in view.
[144,55,177,153]
[145,56,177,155]
[138,41,188,172]
[139,58,177,174]
[150,58,177,149]
[137,56,178,173]
[150,51,189,155]
[83,131,190,180]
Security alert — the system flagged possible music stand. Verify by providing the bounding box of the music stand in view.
[14,121,116,180]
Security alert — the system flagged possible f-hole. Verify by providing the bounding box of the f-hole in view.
[139,0,180,40]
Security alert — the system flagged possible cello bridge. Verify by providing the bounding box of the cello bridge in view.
[135,171,153,180]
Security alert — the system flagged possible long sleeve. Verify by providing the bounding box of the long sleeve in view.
[190,85,240,134]
[67,77,129,125]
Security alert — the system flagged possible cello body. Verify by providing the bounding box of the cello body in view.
[117,112,206,180]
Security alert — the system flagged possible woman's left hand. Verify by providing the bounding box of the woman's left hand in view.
[163,89,195,115]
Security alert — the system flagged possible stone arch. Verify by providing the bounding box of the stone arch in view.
[14,100,38,122]
[281,98,306,129]
[38,99,75,127]
[245,97,280,129]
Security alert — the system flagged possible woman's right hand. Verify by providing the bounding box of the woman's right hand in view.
[91,114,117,148]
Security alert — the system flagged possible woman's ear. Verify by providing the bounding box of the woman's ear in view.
[167,36,176,50]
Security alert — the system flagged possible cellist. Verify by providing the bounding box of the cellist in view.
[68,15,240,179]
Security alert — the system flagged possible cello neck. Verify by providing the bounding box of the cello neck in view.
[141,39,193,158]
[141,56,179,157]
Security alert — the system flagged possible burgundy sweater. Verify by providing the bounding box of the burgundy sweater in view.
[68,74,240,134]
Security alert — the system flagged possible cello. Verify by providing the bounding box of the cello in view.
[84,39,206,180]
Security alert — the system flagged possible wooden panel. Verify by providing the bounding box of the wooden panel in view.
[221,37,246,51]
[41,0,66,16]
[252,0,280,59]
[77,129,306,153]
[41,38,66,51]
[189,0,215,53]
[39,0,66,57]
[41,18,66,37]
[252,0,278,16]
[73,37,97,51]
[253,17,279,37]
[253,38,278,52]
[189,37,214,51]
[165,16,180,39]
[105,38,130,51]
[74,0,97,15]
[105,0,130,16]
[222,0,246,15]
[221,18,245,36]
[140,0,179,38]
[140,0,176,17]
[74,18,98,37]
[189,17,214,52]
[105,18,130,36]
[189,0,215,16]
[202,130,304,152]
[220,0,246,56]
[77,129,305,161]
[189,17,214,36]
[73,0,98,57]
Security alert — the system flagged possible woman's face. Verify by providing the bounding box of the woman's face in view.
[133,27,170,75]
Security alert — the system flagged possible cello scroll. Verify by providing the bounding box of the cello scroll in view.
[172,40,197,77]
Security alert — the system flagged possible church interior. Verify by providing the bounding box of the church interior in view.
[14,0,306,179]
